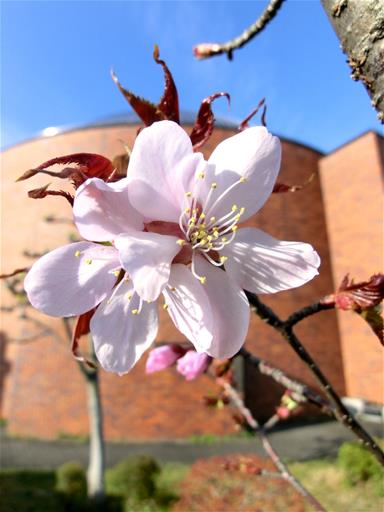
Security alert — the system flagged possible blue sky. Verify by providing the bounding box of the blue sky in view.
[1,0,382,152]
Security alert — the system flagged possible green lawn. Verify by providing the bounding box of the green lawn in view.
[1,456,382,512]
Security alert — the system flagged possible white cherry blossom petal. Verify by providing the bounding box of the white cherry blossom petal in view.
[206,126,281,221]
[221,228,321,294]
[115,231,181,302]
[127,121,193,222]
[162,264,214,353]
[24,242,120,317]
[73,178,144,242]
[91,281,159,375]
[194,254,250,359]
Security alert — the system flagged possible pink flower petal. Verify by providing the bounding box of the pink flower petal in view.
[221,227,320,294]
[205,127,281,221]
[24,242,120,317]
[115,231,182,302]
[73,178,144,242]
[194,254,250,359]
[91,280,158,374]
[162,264,214,353]
[127,121,194,222]
[176,350,211,380]
[146,344,185,374]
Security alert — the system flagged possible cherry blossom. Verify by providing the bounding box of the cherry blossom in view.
[25,120,320,374]
[176,350,212,380]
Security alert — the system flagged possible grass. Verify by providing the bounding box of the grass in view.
[288,459,384,512]
[1,455,382,511]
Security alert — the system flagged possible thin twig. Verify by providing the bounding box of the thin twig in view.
[246,292,384,466]
[217,377,326,512]
[194,0,285,60]
[239,347,333,414]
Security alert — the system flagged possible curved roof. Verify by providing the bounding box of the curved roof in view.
[2,111,324,155]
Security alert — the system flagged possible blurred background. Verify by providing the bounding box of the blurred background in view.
[1,1,383,511]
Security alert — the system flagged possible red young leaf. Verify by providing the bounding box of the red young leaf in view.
[330,273,384,311]
[153,45,180,123]
[239,98,266,131]
[190,92,230,150]
[17,153,116,189]
[71,308,98,368]
[111,69,162,126]
[321,274,384,345]
[359,307,383,345]
[0,267,29,279]
[272,173,315,194]
[28,184,74,205]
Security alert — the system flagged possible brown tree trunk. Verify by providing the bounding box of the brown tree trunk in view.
[321,0,384,122]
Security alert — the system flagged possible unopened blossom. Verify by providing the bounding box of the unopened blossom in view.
[146,344,186,374]
[176,350,212,380]
[25,120,320,374]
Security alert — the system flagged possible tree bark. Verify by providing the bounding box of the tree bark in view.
[321,0,384,122]
[85,366,106,503]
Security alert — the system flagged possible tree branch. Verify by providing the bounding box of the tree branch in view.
[239,347,333,414]
[193,0,285,60]
[321,0,384,122]
[246,292,384,465]
[217,377,326,511]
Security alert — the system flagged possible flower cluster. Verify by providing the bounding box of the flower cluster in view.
[146,345,212,381]
[25,121,320,374]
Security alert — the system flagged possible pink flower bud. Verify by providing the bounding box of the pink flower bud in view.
[145,345,185,374]
[176,350,212,381]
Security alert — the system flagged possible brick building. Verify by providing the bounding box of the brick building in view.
[1,118,382,440]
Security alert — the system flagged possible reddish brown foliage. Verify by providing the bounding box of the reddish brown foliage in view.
[173,455,306,512]
[17,153,118,205]
[190,92,230,150]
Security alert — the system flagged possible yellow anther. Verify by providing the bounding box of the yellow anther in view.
[231,204,238,212]
[199,276,207,285]
[197,172,205,179]
[85,258,92,265]
[239,207,245,215]
[131,309,139,315]
[211,182,218,189]
[199,213,206,220]
[207,235,213,242]
[192,208,198,215]
[126,293,132,300]
[113,270,120,277]
[222,237,228,242]
[176,239,186,246]
[74,250,81,257]
[235,214,241,221]
[184,207,191,214]
[200,238,208,246]
[185,191,192,197]
[213,231,219,238]
[210,216,216,222]
[220,256,228,264]
[232,225,238,232]
[147,300,152,304]
[200,223,206,229]
[188,219,196,226]
[207,243,213,250]
[239,176,247,183]
[163,303,169,310]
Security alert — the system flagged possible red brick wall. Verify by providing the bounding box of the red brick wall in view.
[319,132,384,404]
[1,123,346,439]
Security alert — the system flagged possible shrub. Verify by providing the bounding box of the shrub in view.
[55,461,87,496]
[106,455,160,503]
[338,441,384,495]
